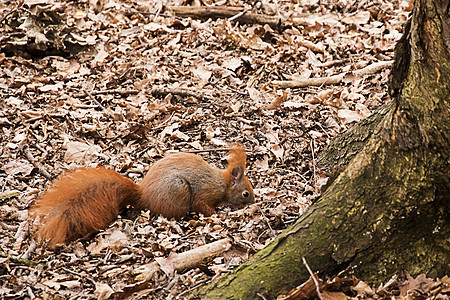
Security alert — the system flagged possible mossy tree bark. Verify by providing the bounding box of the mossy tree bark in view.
[194,0,449,298]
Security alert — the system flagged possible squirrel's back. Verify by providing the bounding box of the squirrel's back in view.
[31,167,140,248]
[138,153,227,218]
[138,146,254,218]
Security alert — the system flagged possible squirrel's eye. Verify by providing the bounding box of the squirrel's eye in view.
[242,191,250,198]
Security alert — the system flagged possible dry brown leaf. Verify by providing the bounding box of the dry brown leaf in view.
[92,46,109,66]
[64,141,102,164]
[337,109,364,124]
[4,160,34,176]
[222,57,242,71]
[341,11,371,25]
[94,283,115,300]
[269,144,284,160]
[254,155,269,171]
[322,291,348,299]
[352,280,373,297]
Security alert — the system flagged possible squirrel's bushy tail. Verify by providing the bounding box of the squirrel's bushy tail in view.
[30,167,140,248]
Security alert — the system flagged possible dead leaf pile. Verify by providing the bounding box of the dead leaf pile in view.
[0,0,419,298]
[280,273,450,300]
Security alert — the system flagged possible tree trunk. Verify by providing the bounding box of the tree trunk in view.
[194,0,449,298]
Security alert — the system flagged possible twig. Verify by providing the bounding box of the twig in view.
[0,7,20,24]
[151,2,163,22]
[271,60,393,89]
[74,87,212,101]
[353,60,393,76]
[169,6,283,29]
[176,278,210,298]
[229,8,250,21]
[26,286,35,299]
[310,139,317,189]
[150,87,212,100]
[61,267,96,286]
[20,240,36,261]
[83,89,107,111]
[0,191,21,200]
[258,206,275,236]
[134,238,232,281]
[23,147,54,180]
[297,38,325,53]
[319,59,347,68]
[302,257,323,300]
[126,9,174,19]
[74,89,139,97]
[84,89,131,125]
[257,292,268,300]
[271,73,345,89]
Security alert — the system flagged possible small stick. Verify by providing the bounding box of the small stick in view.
[21,240,37,260]
[170,6,283,29]
[83,89,107,111]
[73,89,139,97]
[61,267,96,286]
[257,292,268,300]
[310,140,317,189]
[319,59,347,68]
[229,8,250,21]
[23,147,54,180]
[271,60,393,89]
[135,238,232,281]
[176,278,210,298]
[184,148,231,154]
[150,87,211,100]
[302,257,324,300]
[84,88,130,125]
[0,7,19,24]
[26,286,35,299]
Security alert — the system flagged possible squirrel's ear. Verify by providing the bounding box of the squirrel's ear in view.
[231,166,243,182]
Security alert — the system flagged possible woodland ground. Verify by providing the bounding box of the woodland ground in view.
[2,0,447,299]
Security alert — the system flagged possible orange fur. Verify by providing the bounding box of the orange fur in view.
[222,144,247,187]
[138,144,254,218]
[30,167,140,248]
[31,145,254,248]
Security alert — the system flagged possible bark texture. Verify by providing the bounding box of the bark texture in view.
[194,0,449,298]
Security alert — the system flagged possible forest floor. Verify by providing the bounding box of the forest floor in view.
[2,0,448,299]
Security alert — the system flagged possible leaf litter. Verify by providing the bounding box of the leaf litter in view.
[1,0,443,299]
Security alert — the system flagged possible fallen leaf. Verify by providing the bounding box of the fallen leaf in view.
[222,57,242,71]
[341,11,371,25]
[338,109,364,124]
[4,160,34,176]
[64,141,102,164]
[95,283,114,300]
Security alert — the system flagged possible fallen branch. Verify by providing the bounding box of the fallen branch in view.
[353,60,393,76]
[271,74,345,89]
[73,87,211,100]
[169,6,283,29]
[271,60,393,89]
[134,238,232,281]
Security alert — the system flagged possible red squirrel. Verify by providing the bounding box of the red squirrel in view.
[30,145,254,248]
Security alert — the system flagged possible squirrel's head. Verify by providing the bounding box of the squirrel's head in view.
[224,145,255,208]
[227,165,255,208]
